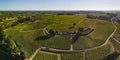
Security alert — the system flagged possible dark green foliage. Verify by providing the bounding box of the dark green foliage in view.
[117,20,120,24]
[0,52,8,60]
[49,29,56,35]
[0,27,4,40]
[0,25,25,60]
[86,13,113,21]
[103,52,120,60]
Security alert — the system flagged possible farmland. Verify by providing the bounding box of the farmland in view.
[0,11,120,60]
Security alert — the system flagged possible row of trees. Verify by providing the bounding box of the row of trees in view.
[0,26,25,60]
[86,14,112,21]
[0,15,38,30]
[71,27,94,44]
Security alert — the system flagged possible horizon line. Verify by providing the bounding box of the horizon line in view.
[0,9,120,11]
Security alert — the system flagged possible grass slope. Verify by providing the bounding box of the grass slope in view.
[4,14,114,59]
[73,19,114,49]
[61,52,83,60]
[33,51,58,60]
[86,42,111,60]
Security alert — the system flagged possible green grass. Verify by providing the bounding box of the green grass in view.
[3,14,115,59]
[4,29,71,58]
[46,14,86,32]
[73,19,114,49]
[86,43,111,60]
[114,22,120,38]
[61,52,83,60]
[22,21,50,31]
[4,29,43,58]
[4,14,85,58]
[37,35,71,49]
[110,38,120,52]
[33,51,58,60]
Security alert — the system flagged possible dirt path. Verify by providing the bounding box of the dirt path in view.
[43,26,49,35]
[57,54,61,60]
[109,41,115,53]
[112,37,120,44]
[24,48,40,60]
[24,49,61,60]
[83,51,86,60]
[70,44,73,51]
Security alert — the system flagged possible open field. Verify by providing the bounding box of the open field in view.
[0,12,120,60]
[61,52,83,60]
[114,22,120,38]
[73,19,114,49]
[85,42,111,60]
[33,51,58,60]
[4,14,115,58]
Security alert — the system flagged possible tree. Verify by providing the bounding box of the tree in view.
[78,28,84,32]
[49,29,56,35]
[0,27,4,40]
[117,20,120,24]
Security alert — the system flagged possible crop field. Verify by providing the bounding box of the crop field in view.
[110,39,120,52]
[114,22,120,38]
[61,52,83,60]
[0,12,119,60]
[85,42,111,60]
[4,14,88,58]
[73,19,114,49]
[4,14,115,58]
[33,51,58,60]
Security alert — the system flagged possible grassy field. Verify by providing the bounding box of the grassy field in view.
[86,42,111,60]
[3,14,115,59]
[33,51,58,60]
[4,14,85,58]
[73,19,114,49]
[61,52,83,60]
[110,38,120,52]
[114,22,120,38]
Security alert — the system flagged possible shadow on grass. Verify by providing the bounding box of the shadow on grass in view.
[103,52,120,60]
[35,34,55,40]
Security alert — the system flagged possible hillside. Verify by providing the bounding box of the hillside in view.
[0,12,120,60]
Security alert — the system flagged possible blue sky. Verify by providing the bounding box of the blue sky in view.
[0,0,120,10]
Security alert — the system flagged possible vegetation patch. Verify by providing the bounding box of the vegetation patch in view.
[33,51,58,60]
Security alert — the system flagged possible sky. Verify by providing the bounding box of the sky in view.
[0,0,120,11]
